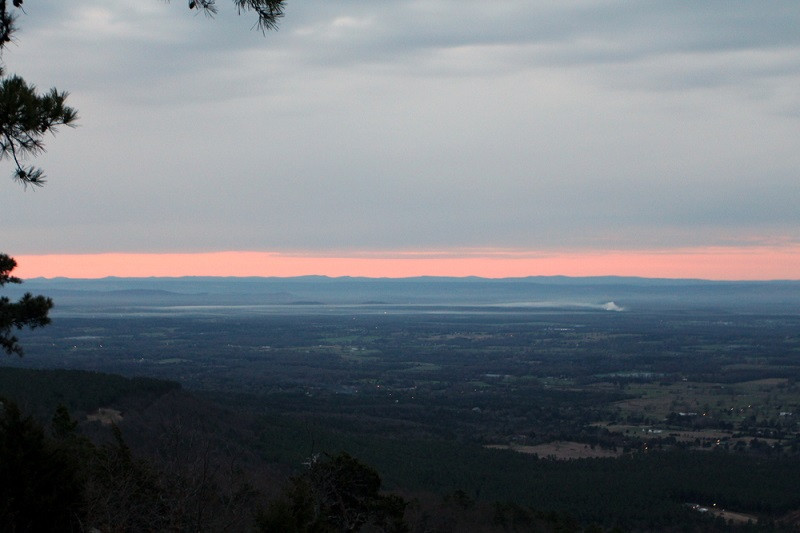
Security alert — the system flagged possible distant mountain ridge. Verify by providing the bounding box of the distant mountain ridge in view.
[6,275,800,315]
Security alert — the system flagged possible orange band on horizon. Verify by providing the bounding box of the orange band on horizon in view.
[10,246,800,281]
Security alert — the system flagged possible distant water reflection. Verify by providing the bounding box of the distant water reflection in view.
[51,301,618,319]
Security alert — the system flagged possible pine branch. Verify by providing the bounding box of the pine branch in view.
[0,74,77,184]
[184,0,285,33]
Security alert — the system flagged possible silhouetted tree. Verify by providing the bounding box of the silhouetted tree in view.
[0,70,76,186]
[258,452,408,532]
[1,1,77,186]
[0,397,86,531]
[185,0,285,32]
[0,253,52,355]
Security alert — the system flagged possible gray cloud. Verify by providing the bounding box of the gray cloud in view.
[2,0,799,255]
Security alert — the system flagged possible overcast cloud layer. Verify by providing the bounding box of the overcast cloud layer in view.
[3,1,799,254]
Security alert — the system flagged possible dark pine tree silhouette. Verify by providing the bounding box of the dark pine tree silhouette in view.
[0,253,52,355]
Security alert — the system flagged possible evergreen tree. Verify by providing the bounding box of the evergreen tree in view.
[0,68,76,186]
[1,1,77,186]
[187,0,285,32]
[258,452,409,532]
[0,253,52,355]
[0,397,86,531]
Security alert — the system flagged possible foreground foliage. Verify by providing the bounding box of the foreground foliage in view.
[0,71,76,186]
[258,451,408,532]
[0,396,264,531]
[0,392,408,532]
[0,254,52,355]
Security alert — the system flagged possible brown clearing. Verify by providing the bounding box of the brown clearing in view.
[486,441,621,460]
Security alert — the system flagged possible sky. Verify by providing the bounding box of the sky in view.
[3,1,800,279]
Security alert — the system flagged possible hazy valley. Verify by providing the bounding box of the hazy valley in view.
[3,277,800,530]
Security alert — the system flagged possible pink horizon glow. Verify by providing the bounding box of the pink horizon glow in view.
[10,246,800,281]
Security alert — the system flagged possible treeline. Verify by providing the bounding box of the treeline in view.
[0,367,179,419]
[0,397,261,531]
[3,367,800,531]
[0,394,575,533]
